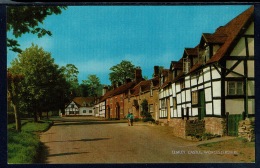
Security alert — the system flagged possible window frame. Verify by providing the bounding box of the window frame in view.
[227,81,244,96]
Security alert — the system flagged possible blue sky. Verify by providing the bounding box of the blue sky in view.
[7,5,251,85]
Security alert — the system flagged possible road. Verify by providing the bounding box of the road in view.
[39,117,235,163]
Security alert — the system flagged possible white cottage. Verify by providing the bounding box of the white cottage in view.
[65,97,94,116]
[160,6,254,138]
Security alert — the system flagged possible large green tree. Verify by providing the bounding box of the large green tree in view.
[82,74,101,97]
[60,64,79,98]
[9,44,68,122]
[109,60,136,85]
[7,6,67,53]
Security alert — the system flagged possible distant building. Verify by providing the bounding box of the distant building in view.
[65,97,94,116]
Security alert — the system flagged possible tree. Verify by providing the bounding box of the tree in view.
[9,44,68,122]
[82,75,101,97]
[60,64,79,98]
[7,72,24,132]
[7,6,67,53]
[109,60,136,85]
[140,99,154,122]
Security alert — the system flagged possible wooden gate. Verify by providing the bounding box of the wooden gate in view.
[227,114,243,136]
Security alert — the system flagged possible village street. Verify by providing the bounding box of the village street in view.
[40,117,236,164]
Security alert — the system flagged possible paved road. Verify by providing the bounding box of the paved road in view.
[40,117,235,163]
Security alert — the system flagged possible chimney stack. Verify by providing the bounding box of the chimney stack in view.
[154,66,159,77]
[102,86,108,96]
[135,67,142,84]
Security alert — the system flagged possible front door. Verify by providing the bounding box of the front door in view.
[198,90,206,120]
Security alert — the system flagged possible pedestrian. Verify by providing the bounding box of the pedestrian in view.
[130,113,134,126]
[126,112,131,126]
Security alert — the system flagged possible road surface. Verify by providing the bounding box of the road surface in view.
[39,117,235,163]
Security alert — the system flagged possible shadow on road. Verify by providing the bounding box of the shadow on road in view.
[44,138,110,143]
[53,120,127,126]
[48,152,90,157]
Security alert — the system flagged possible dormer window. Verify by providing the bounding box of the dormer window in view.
[183,57,190,74]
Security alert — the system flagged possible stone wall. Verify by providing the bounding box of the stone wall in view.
[204,117,226,136]
[168,118,186,138]
[185,119,205,137]
[238,117,255,142]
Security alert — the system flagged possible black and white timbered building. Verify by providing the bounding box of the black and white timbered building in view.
[159,6,254,137]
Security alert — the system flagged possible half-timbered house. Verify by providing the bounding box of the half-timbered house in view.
[163,6,254,138]
[65,97,94,116]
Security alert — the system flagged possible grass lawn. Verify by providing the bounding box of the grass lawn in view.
[8,119,53,164]
[198,137,255,163]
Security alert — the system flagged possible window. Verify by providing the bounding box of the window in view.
[83,110,86,113]
[71,104,74,108]
[183,57,190,74]
[89,110,93,113]
[192,91,198,105]
[228,81,244,95]
[161,99,166,109]
[149,104,154,113]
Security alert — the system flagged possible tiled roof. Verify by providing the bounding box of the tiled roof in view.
[131,76,159,96]
[202,33,227,44]
[207,6,254,64]
[185,47,198,56]
[101,81,137,101]
[67,97,94,108]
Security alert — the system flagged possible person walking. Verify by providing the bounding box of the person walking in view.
[130,113,134,126]
[126,112,131,126]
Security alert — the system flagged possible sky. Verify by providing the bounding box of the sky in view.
[7,5,251,85]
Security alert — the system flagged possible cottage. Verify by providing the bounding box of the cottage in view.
[125,66,160,120]
[160,6,254,138]
[65,97,94,116]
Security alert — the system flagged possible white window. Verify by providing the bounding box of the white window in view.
[227,81,244,95]
[183,57,190,74]
[89,110,93,113]
[161,99,166,109]
[149,104,154,113]
[71,104,74,108]
[172,97,177,110]
[83,110,86,113]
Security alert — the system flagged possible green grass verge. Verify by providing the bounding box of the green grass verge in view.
[8,119,53,164]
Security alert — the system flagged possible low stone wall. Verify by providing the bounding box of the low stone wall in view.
[168,118,186,138]
[185,119,205,137]
[204,117,226,136]
[238,117,255,142]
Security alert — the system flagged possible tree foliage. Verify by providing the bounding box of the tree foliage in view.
[7,6,67,53]
[60,64,79,98]
[109,60,136,85]
[82,74,101,97]
[9,44,68,122]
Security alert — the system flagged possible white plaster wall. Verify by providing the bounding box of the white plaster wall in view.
[248,80,255,96]
[206,103,213,115]
[212,81,221,97]
[172,83,176,97]
[230,37,246,56]
[191,76,197,86]
[213,100,221,115]
[211,67,221,80]
[192,108,198,116]
[186,90,191,102]
[203,67,211,82]
[185,76,190,88]
[245,22,254,35]
[248,99,255,115]
[205,87,212,102]
[248,61,255,77]
[248,38,254,56]
[226,99,244,115]
[181,91,185,102]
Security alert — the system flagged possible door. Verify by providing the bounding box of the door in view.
[198,90,206,120]
[228,114,243,136]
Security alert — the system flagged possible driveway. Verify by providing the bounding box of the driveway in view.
[39,117,236,163]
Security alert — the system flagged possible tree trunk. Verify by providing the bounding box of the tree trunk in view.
[13,104,21,132]
[34,111,38,122]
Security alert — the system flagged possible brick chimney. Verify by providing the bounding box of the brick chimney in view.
[135,67,142,84]
[154,66,159,77]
